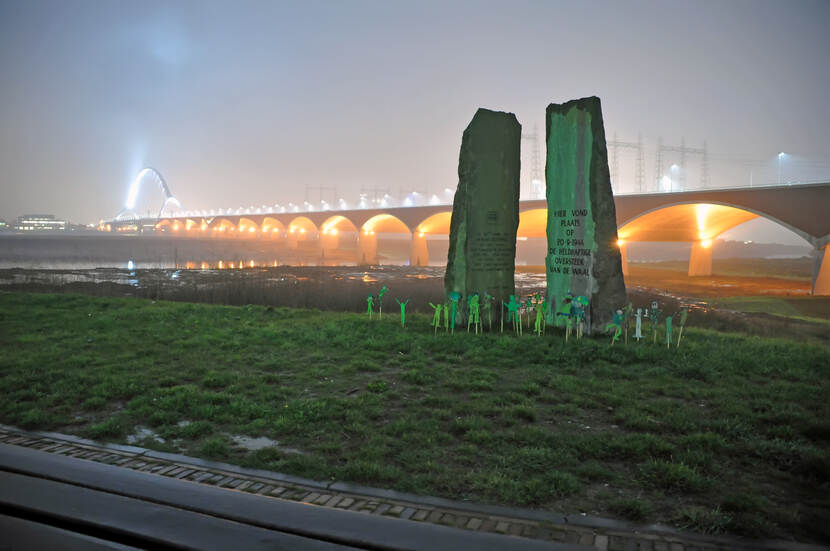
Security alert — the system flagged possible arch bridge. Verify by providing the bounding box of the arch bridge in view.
[147,182,830,295]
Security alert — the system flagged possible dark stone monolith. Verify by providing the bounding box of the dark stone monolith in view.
[445,108,521,316]
[545,96,626,334]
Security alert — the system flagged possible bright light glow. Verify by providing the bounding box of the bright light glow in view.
[249,260,255,268]
[701,239,712,248]
[696,203,710,241]
[429,194,440,205]
[218,261,224,269]
[778,152,786,158]
[418,232,425,238]
[127,260,134,271]
[249,227,256,233]
[617,239,625,247]
[330,228,338,235]
[299,228,306,234]
[289,228,296,234]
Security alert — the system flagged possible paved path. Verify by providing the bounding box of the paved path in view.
[0,425,822,551]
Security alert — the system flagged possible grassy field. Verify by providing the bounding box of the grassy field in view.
[1,291,829,542]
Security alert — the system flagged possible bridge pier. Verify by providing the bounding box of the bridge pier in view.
[358,232,378,265]
[410,232,428,267]
[320,232,340,258]
[812,243,830,296]
[688,240,713,276]
[618,242,630,276]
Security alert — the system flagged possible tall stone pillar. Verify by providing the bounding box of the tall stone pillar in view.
[358,231,378,265]
[688,240,713,276]
[410,232,429,267]
[445,108,521,310]
[812,243,830,296]
[545,97,626,334]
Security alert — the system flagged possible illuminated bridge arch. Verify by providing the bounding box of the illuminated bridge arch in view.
[616,201,810,277]
[118,168,182,220]
[262,217,285,237]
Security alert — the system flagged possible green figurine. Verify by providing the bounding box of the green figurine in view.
[676,308,689,348]
[467,293,481,334]
[665,312,674,348]
[605,309,623,346]
[622,302,633,344]
[395,298,409,328]
[504,295,521,335]
[533,295,545,336]
[574,296,589,340]
[448,291,461,334]
[443,303,450,333]
[429,302,443,334]
[366,294,375,319]
[378,285,389,319]
[556,294,575,342]
[482,292,494,331]
[649,301,662,344]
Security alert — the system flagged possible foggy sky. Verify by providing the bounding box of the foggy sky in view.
[1,0,829,234]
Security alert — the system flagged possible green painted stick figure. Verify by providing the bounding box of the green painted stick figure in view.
[533,295,545,336]
[622,302,634,344]
[366,294,375,319]
[482,292,494,331]
[574,296,589,340]
[377,285,389,319]
[605,309,623,346]
[448,292,461,334]
[467,293,480,334]
[649,301,662,344]
[676,308,689,348]
[665,312,674,348]
[395,298,409,328]
[504,295,521,335]
[443,303,450,333]
[429,302,442,334]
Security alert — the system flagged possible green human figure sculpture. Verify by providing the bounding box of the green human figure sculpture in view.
[443,303,450,333]
[605,309,623,346]
[574,296,589,340]
[467,293,481,334]
[556,293,573,330]
[448,292,461,334]
[429,302,442,335]
[395,298,409,328]
[556,294,575,342]
[676,308,689,348]
[665,312,674,348]
[622,303,634,344]
[482,292,494,331]
[649,301,662,344]
[504,295,521,335]
[366,294,375,320]
[377,285,389,319]
[533,297,545,336]
[524,297,534,330]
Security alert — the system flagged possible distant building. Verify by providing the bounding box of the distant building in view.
[14,214,67,232]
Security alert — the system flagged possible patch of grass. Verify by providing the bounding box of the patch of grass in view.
[0,291,828,542]
[609,497,654,521]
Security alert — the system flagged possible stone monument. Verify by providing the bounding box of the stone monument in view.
[545,96,626,334]
[445,108,521,316]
